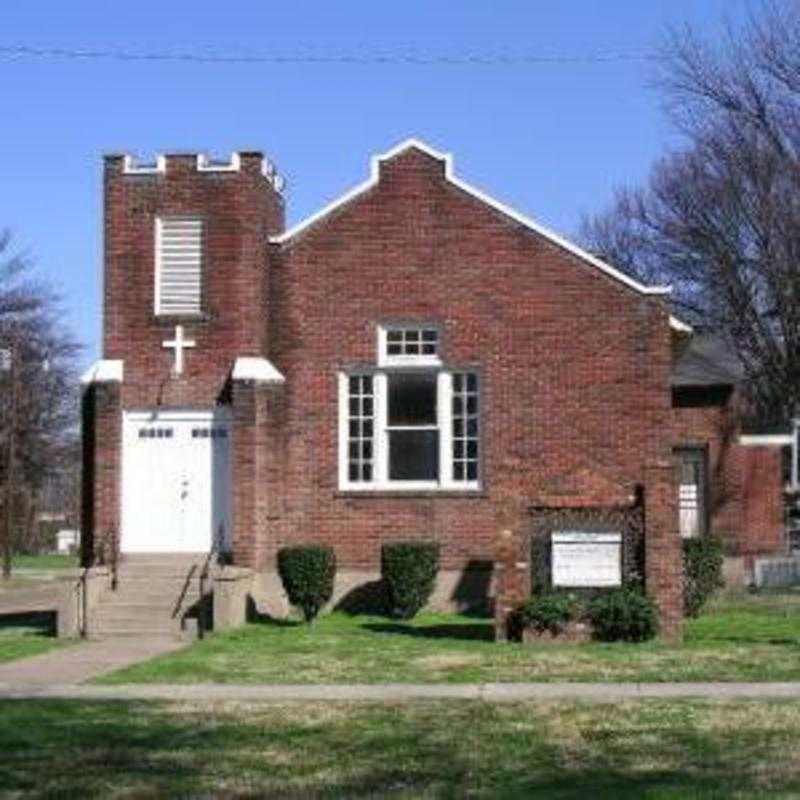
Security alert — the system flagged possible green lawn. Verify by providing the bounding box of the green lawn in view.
[10,553,79,570]
[0,612,66,664]
[1,698,800,797]
[101,589,800,685]
[0,554,79,595]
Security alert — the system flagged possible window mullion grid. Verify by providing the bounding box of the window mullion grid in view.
[374,373,389,485]
[452,371,480,485]
[341,373,376,488]
[438,371,453,488]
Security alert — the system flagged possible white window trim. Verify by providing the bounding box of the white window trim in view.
[154,216,204,317]
[338,369,480,493]
[377,324,442,368]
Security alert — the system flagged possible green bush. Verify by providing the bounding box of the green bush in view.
[683,536,725,617]
[586,587,658,642]
[277,545,336,623]
[381,541,440,620]
[516,594,576,636]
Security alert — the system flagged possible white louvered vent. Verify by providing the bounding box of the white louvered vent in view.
[155,217,203,315]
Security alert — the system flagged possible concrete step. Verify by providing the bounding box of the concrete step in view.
[89,627,187,640]
[95,625,180,636]
[97,604,187,616]
[102,578,207,591]
[98,604,205,619]
[89,555,214,637]
[92,610,188,624]
[114,571,208,582]
[119,552,209,562]
[111,578,210,591]
[91,612,197,626]
[117,555,211,571]
[101,593,203,606]
[106,578,204,588]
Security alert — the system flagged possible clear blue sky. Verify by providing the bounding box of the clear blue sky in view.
[0,0,752,369]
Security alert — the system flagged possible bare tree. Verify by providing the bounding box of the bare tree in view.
[582,0,800,425]
[0,232,81,576]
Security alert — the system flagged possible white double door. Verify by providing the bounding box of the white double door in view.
[121,409,232,554]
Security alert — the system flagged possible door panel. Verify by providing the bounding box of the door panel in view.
[121,410,232,553]
[677,447,708,539]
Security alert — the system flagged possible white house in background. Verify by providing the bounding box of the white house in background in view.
[55,529,80,555]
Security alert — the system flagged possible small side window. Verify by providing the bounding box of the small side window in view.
[379,325,441,366]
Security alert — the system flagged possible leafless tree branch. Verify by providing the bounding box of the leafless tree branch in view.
[582,0,800,426]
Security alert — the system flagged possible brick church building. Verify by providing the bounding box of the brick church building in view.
[81,139,785,639]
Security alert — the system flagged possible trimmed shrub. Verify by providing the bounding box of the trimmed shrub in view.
[277,545,336,623]
[381,541,440,619]
[586,587,658,642]
[683,536,725,618]
[516,593,576,636]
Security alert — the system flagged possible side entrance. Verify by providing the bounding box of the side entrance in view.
[121,409,232,554]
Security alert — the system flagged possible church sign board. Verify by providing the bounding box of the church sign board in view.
[551,532,622,588]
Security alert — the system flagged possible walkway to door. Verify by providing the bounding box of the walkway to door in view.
[0,636,184,688]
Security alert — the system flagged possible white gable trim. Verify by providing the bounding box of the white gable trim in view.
[738,433,793,447]
[271,138,671,297]
[81,359,124,385]
[231,357,285,383]
[670,315,693,333]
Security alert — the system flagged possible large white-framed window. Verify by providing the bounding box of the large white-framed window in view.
[339,326,481,492]
[155,216,204,316]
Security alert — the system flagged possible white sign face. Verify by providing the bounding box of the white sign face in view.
[551,532,622,588]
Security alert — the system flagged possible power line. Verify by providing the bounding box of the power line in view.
[0,44,661,66]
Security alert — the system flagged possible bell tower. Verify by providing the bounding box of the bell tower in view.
[101,150,285,406]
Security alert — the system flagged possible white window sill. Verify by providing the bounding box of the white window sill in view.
[154,311,205,319]
[338,482,482,494]
[377,356,443,368]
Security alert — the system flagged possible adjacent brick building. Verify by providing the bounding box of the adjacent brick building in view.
[81,138,784,637]
[670,332,785,558]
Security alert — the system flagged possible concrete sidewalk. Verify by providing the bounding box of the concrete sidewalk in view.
[0,637,184,687]
[5,681,800,702]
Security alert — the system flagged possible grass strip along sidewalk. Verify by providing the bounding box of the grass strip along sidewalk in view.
[2,698,800,797]
[100,590,800,685]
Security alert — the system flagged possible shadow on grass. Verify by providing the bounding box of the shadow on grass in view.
[245,597,303,628]
[0,611,55,637]
[691,631,800,647]
[0,700,795,798]
[335,580,389,616]
[362,622,495,642]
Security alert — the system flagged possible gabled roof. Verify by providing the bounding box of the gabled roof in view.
[671,333,744,387]
[270,138,672,298]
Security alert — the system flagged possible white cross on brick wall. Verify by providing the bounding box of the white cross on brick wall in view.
[162,325,196,375]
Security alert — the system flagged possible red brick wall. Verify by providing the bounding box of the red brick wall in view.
[739,446,784,554]
[80,381,121,564]
[269,147,675,573]
[103,153,283,410]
